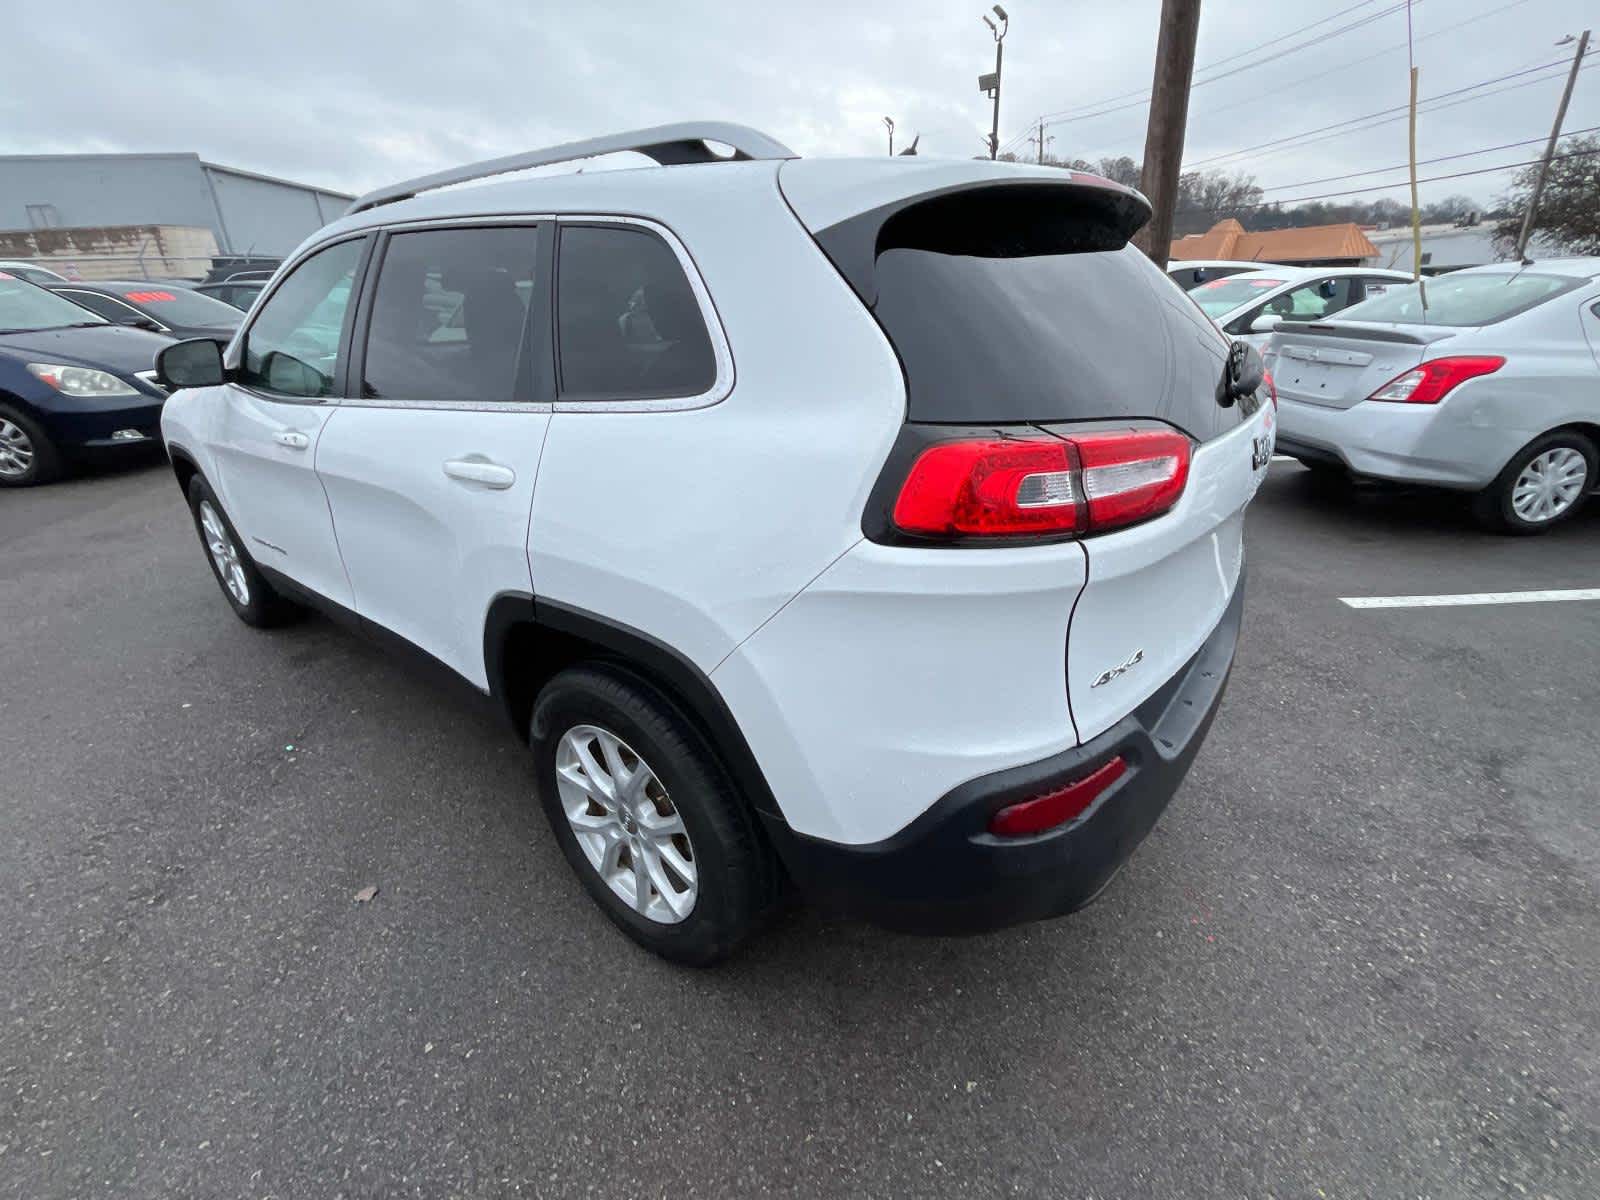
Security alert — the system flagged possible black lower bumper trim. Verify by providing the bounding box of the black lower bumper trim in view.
[760,573,1244,935]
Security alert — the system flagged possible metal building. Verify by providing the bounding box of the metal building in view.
[0,153,353,258]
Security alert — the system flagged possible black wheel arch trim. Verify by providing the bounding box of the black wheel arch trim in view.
[484,593,784,819]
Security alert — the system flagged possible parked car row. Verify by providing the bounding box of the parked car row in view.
[1169,254,1600,533]
[0,273,173,485]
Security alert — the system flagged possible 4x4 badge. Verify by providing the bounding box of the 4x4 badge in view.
[1091,649,1145,688]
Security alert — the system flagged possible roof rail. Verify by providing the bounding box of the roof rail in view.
[346,122,797,215]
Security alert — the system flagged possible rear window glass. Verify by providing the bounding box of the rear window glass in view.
[1189,275,1287,317]
[118,286,242,327]
[863,189,1234,437]
[557,225,716,400]
[1336,272,1583,327]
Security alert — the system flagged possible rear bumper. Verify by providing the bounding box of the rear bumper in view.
[1275,396,1509,489]
[760,571,1243,934]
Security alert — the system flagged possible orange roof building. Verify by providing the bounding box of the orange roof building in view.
[1171,219,1379,267]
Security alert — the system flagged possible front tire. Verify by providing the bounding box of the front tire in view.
[0,404,63,487]
[530,664,777,965]
[1474,431,1596,535]
[185,476,302,627]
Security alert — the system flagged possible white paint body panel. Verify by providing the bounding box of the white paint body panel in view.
[208,386,353,609]
[1067,406,1271,741]
[712,541,1087,844]
[314,406,549,687]
[526,165,905,673]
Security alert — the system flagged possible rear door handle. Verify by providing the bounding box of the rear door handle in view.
[442,458,516,489]
[273,430,310,450]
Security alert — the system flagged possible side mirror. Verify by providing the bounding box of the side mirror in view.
[1216,341,1266,408]
[155,337,225,389]
[1249,314,1282,334]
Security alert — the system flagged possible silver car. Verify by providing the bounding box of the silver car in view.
[1266,258,1600,533]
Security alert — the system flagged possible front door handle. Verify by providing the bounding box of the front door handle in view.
[273,430,310,450]
[442,458,516,489]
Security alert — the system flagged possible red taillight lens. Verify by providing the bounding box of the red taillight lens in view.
[1367,355,1505,404]
[892,430,1190,540]
[1263,368,1278,409]
[1077,430,1191,532]
[989,756,1128,837]
[892,438,1078,536]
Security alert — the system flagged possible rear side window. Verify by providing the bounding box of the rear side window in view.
[861,187,1234,437]
[241,238,365,398]
[556,225,716,400]
[1338,272,1584,327]
[58,290,141,324]
[362,226,539,403]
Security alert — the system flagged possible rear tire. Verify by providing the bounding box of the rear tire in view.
[185,476,302,627]
[530,664,777,965]
[1473,431,1596,535]
[0,403,63,487]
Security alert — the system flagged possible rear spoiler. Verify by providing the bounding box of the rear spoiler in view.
[809,179,1151,308]
[1290,322,1441,346]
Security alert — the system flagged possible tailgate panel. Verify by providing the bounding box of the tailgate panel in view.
[1066,406,1270,741]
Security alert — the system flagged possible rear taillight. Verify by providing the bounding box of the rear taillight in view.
[1263,368,1277,409]
[1367,355,1505,404]
[989,756,1128,837]
[891,429,1191,540]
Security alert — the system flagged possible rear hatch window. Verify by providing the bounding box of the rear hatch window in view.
[813,184,1239,441]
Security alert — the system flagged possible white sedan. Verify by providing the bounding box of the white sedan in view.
[1188,266,1415,350]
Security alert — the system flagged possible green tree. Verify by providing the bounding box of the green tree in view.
[1494,134,1600,256]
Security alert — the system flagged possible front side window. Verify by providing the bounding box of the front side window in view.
[240,238,365,398]
[1263,277,1354,322]
[362,226,539,403]
[556,224,716,400]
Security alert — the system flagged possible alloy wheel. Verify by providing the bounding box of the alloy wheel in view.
[0,419,34,479]
[198,500,251,606]
[1511,446,1588,524]
[554,724,697,924]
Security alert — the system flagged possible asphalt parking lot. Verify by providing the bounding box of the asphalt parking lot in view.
[3,457,1598,1199]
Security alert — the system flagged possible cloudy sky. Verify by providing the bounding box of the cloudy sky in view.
[3,0,1593,209]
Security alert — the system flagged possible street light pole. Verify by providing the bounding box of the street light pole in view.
[978,6,1009,159]
[883,116,895,157]
[1515,29,1590,260]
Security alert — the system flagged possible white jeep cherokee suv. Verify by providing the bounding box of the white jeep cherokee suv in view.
[157,123,1273,964]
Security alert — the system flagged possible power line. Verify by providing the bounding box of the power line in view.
[1230,145,1600,211]
[1000,0,1534,161]
[995,0,1405,156]
[1253,125,1600,192]
[1187,59,1597,174]
[1185,56,1576,169]
[1033,0,1397,126]
[1180,0,1536,129]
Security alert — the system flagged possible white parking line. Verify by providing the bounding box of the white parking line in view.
[1341,588,1600,610]
[1271,454,1295,462]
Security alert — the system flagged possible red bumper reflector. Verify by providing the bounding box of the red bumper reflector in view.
[988,755,1128,837]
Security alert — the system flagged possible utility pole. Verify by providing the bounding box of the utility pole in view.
[1134,0,1202,267]
[978,6,1009,159]
[1034,119,1053,164]
[1515,28,1589,260]
[883,116,895,157]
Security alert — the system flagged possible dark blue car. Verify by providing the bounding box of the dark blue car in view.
[0,273,174,486]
